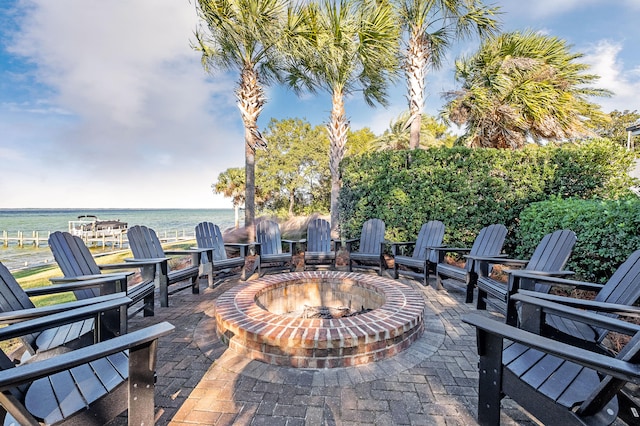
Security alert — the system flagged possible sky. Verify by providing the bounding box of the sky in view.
[1,0,639,209]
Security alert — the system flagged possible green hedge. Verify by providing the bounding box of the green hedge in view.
[516,198,640,282]
[338,139,637,255]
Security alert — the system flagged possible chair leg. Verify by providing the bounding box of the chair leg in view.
[465,271,477,304]
[143,294,154,317]
[393,264,399,279]
[191,276,199,294]
[434,274,444,291]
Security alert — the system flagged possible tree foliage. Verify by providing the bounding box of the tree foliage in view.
[590,109,640,148]
[256,118,331,216]
[374,112,455,150]
[194,0,288,240]
[213,167,245,228]
[442,30,612,149]
[346,127,377,157]
[283,0,400,234]
[396,0,500,148]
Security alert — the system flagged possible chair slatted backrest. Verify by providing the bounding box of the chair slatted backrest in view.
[525,230,576,293]
[587,249,640,343]
[525,229,577,272]
[466,224,508,272]
[413,220,445,263]
[128,225,166,259]
[595,249,640,306]
[49,231,102,300]
[0,262,39,352]
[578,331,640,417]
[256,220,283,255]
[195,222,228,261]
[307,218,332,253]
[359,219,385,255]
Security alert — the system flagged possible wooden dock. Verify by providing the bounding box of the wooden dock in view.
[1,229,196,249]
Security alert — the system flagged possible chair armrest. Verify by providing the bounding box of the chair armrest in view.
[507,269,574,277]
[28,275,128,297]
[50,271,132,283]
[125,257,168,264]
[164,248,206,256]
[98,262,142,271]
[390,242,415,256]
[509,270,603,293]
[433,247,472,256]
[463,313,640,383]
[0,321,174,391]
[464,254,509,261]
[0,296,131,341]
[473,256,528,266]
[0,293,129,325]
[516,290,640,318]
[513,292,640,334]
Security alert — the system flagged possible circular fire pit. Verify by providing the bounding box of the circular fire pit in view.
[214,271,425,368]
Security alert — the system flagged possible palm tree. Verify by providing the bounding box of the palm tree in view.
[397,0,500,149]
[213,167,245,229]
[374,111,455,150]
[284,0,400,235]
[194,0,287,241]
[442,31,613,149]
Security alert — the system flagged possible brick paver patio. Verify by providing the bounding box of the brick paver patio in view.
[114,269,549,425]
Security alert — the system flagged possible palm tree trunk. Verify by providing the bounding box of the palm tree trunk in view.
[407,32,428,149]
[245,139,256,241]
[328,88,348,238]
[237,65,266,243]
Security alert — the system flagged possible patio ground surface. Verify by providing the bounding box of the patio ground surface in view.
[110,266,621,426]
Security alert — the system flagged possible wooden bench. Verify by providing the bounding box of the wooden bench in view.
[48,231,155,318]
[392,220,445,285]
[0,300,174,425]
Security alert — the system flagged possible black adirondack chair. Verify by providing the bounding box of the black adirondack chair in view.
[392,220,445,285]
[195,221,247,286]
[505,249,640,349]
[127,225,204,307]
[434,224,508,303]
[0,261,129,358]
[255,220,296,276]
[48,231,155,318]
[346,218,386,275]
[464,296,640,426]
[303,218,336,270]
[0,300,174,425]
[476,229,577,314]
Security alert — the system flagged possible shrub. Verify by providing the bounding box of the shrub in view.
[338,139,637,255]
[517,198,640,282]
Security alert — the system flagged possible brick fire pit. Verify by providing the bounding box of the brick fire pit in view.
[213,271,425,368]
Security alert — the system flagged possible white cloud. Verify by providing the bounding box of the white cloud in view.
[2,0,245,208]
[582,40,640,112]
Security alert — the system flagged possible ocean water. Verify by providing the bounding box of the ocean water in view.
[0,208,236,271]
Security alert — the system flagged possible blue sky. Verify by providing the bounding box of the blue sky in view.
[1,0,639,209]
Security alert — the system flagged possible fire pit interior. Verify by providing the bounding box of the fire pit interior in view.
[214,271,425,368]
[255,277,383,319]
